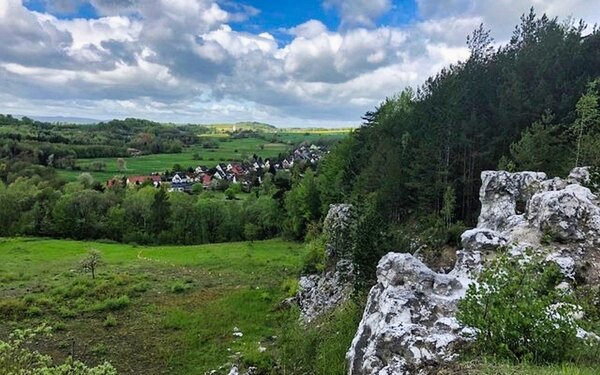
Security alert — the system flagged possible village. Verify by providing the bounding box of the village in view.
[107,143,327,193]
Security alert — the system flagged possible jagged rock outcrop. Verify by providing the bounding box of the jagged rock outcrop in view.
[347,168,600,375]
[346,251,480,375]
[297,204,354,323]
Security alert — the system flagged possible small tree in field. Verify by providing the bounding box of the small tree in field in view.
[80,249,103,279]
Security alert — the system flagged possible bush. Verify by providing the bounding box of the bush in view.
[91,295,130,312]
[301,235,326,274]
[276,301,363,375]
[281,278,299,297]
[170,281,187,294]
[0,299,28,320]
[0,325,118,374]
[104,313,117,327]
[446,221,468,246]
[57,306,78,319]
[457,249,579,363]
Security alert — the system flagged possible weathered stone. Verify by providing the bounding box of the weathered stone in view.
[528,184,600,242]
[460,228,508,252]
[297,261,354,323]
[347,253,476,375]
[478,171,546,231]
[568,167,591,185]
[346,167,600,375]
[297,204,355,323]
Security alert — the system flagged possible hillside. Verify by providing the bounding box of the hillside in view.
[205,122,278,133]
[0,238,306,374]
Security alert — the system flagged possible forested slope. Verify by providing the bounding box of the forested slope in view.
[294,10,600,284]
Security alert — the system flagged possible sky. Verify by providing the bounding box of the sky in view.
[1,0,599,127]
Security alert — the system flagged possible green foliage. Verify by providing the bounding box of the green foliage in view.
[351,194,393,288]
[91,295,130,312]
[509,112,567,176]
[103,313,117,328]
[80,249,103,279]
[301,235,327,274]
[281,278,299,297]
[284,169,322,239]
[276,301,363,375]
[457,249,579,363]
[446,221,468,247]
[573,80,600,168]
[0,324,117,374]
[170,281,188,294]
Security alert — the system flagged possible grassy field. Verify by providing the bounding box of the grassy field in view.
[60,138,290,182]
[59,131,350,182]
[271,129,351,145]
[0,237,306,374]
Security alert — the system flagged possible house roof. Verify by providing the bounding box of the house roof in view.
[127,175,161,184]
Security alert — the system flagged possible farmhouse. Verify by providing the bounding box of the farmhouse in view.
[126,175,161,187]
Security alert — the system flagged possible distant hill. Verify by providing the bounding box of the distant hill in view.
[205,122,278,132]
[19,115,102,124]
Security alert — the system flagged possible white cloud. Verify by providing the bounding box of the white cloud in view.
[323,0,392,28]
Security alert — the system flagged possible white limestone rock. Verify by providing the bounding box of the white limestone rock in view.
[568,167,591,185]
[528,184,600,242]
[477,171,546,231]
[347,253,478,375]
[460,228,507,252]
[346,167,600,375]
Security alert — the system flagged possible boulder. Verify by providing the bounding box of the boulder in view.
[297,259,354,324]
[528,184,600,242]
[460,228,507,252]
[568,167,591,185]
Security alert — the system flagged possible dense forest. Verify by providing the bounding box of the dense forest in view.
[284,10,600,285]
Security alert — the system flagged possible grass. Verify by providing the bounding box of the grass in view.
[59,137,291,182]
[0,237,306,375]
[443,360,600,375]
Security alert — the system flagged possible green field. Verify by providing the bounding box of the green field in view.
[0,237,306,374]
[58,131,350,182]
[60,138,290,182]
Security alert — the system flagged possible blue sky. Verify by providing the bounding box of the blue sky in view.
[2,0,599,126]
[23,0,420,39]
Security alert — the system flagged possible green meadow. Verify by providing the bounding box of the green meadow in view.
[59,138,289,182]
[57,130,350,182]
[0,237,306,375]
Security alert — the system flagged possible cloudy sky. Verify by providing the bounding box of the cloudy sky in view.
[1,0,599,126]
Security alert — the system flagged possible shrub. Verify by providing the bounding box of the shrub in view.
[276,301,363,375]
[57,306,78,319]
[104,313,117,327]
[0,299,28,320]
[457,249,579,363]
[0,325,117,374]
[446,221,468,246]
[281,278,299,297]
[301,235,326,274]
[91,295,130,312]
[170,281,187,294]
[26,306,42,317]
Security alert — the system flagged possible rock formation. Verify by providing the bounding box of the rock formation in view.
[297,204,354,323]
[347,168,600,375]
